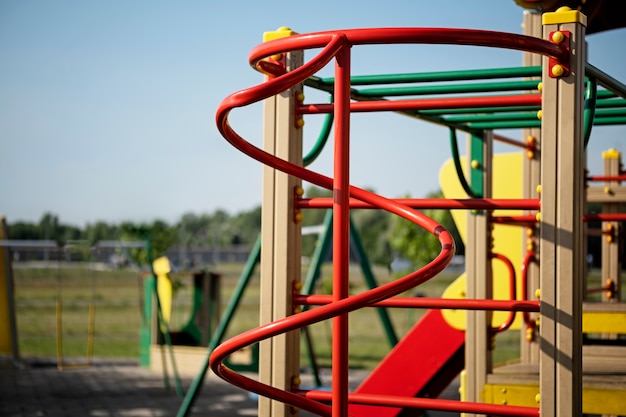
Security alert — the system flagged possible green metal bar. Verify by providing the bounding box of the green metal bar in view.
[418,105,541,116]
[440,95,626,133]
[301,210,334,388]
[302,211,333,295]
[584,78,598,147]
[450,128,480,198]
[468,120,541,130]
[586,63,626,100]
[595,89,619,100]
[596,98,626,108]
[357,80,539,98]
[303,98,333,167]
[594,117,626,126]
[348,218,398,347]
[176,235,261,417]
[466,108,626,130]
[326,66,542,86]
[443,112,538,124]
[595,108,626,118]
[470,132,485,198]
[139,275,153,367]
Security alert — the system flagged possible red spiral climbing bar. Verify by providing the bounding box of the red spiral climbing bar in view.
[212,27,562,416]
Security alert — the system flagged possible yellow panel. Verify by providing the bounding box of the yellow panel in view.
[542,7,587,26]
[583,387,626,415]
[441,273,467,331]
[483,383,540,408]
[484,383,626,415]
[439,153,525,330]
[583,311,626,334]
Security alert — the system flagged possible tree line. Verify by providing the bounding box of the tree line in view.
[7,187,464,269]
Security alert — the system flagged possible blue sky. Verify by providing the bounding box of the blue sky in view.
[1,1,625,227]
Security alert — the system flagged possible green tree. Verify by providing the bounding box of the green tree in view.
[228,206,261,245]
[39,212,60,240]
[177,212,212,248]
[7,221,42,239]
[389,191,462,270]
[36,212,82,242]
[352,208,393,265]
[85,221,120,244]
[119,220,177,265]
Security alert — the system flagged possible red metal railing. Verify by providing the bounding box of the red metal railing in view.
[212,27,561,417]
[490,253,518,334]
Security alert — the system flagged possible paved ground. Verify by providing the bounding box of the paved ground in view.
[1,358,260,417]
[1,357,460,417]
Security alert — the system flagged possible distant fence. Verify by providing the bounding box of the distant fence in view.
[2,240,252,364]
[3,240,252,269]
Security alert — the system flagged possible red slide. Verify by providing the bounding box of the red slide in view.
[349,309,465,417]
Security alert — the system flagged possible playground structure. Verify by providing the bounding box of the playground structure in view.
[3,4,625,417]
[177,5,626,417]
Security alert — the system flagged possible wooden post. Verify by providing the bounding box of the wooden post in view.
[464,130,493,415]
[521,9,542,365]
[0,217,19,363]
[539,7,587,416]
[259,27,304,417]
[600,149,622,304]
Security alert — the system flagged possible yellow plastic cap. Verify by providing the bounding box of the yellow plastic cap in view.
[263,26,297,42]
[542,6,587,26]
[603,148,621,159]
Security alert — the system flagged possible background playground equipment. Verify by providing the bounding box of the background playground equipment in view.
[141,255,229,382]
[183,6,626,417]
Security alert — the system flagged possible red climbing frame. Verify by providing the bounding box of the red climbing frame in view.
[212,27,569,416]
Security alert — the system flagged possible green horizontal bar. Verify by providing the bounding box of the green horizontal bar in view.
[444,112,538,124]
[596,98,626,109]
[594,117,626,125]
[468,114,626,130]
[419,105,541,116]
[444,107,623,124]
[469,120,541,129]
[596,89,618,99]
[357,80,539,97]
[347,66,542,86]
[595,108,626,117]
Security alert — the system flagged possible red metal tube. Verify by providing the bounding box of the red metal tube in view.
[585,213,626,222]
[294,294,540,312]
[493,213,626,224]
[491,215,537,225]
[302,390,539,417]
[521,251,538,330]
[297,197,540,210]
[493,133,534,150]
[249,27,568,75]
[490,253,517,333]
[214,32,456,415]
[298,94,541,114]
[587,280,615,298]
[586,174,626,182]
[332,43,351,417]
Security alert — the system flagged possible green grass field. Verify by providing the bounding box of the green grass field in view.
[13,261,525,370]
